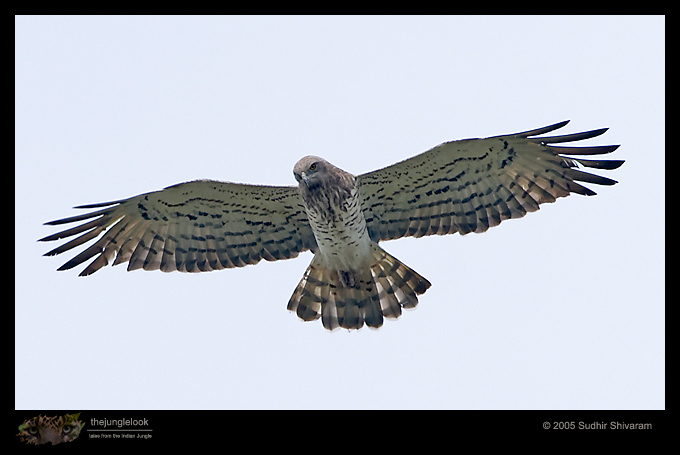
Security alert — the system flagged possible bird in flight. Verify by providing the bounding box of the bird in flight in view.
[41,121,623,330]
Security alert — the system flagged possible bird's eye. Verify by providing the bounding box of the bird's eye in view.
[309,163,317,171]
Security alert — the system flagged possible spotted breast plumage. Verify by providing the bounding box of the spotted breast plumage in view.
[41,120,623,330]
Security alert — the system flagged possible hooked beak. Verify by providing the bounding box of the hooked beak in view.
[296,171,310,187]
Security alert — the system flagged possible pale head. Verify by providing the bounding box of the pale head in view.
[293,155,333,189]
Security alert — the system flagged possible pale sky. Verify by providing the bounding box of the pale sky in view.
[16,16,664,409]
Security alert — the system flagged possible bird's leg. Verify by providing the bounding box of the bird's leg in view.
[339,270,357,288]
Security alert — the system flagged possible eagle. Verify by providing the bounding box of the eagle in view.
[40,121,623,330]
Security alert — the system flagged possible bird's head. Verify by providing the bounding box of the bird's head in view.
[293,156,328,190]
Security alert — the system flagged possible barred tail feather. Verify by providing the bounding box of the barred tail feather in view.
[287,246,431,330]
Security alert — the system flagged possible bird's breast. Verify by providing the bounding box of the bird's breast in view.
[304,187,372,270]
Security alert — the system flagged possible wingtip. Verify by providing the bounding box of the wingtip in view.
[514,120,571,138]
[608,159,624,169]
[73,200,125,209]
[590,127,610,137]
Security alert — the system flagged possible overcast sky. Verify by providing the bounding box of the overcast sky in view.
[16,16,664,410]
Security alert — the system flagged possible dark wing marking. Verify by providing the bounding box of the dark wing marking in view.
[358,120,623,241]
[40,180,317,276]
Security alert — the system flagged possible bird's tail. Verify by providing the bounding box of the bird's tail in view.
[287,245,431,330]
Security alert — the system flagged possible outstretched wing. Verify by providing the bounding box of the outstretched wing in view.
[358,120,623,241]
[40,180,317,276]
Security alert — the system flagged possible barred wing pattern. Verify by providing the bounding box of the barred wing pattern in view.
[40,180,317,276]
[358,121,623,241]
